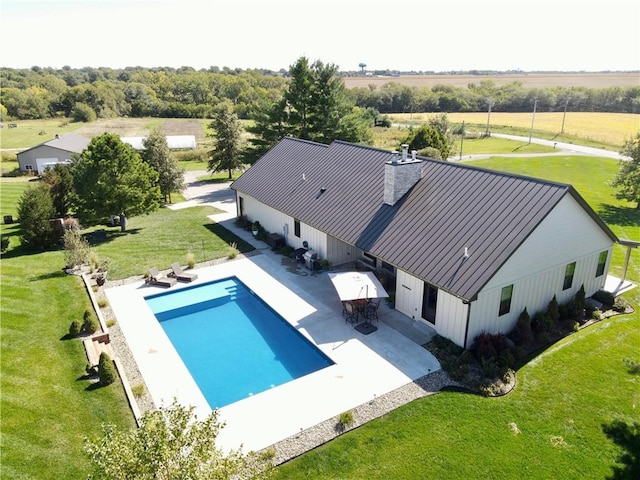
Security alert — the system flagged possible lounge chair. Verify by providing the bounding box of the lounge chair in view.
[169,262,198,283]
[148,267,177,288]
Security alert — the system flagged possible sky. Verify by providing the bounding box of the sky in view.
[1,0,639,73]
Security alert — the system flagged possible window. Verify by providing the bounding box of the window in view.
[596,251,608,277]
[362,252,376,267]
[563,262,576,290]
[499,285,513,316]
[294,219,300,238]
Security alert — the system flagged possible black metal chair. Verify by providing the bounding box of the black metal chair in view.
[364,298,380,323]
[342,301,359,325]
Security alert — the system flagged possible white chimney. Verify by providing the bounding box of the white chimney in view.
[384,149,423,206]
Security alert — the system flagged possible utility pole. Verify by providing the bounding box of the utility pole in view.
[528,99,538,145]
[560,97,569,134]
[485,98,494,136]
[459,121,465,161]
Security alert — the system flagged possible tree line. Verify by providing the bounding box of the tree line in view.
[2,65,639,123]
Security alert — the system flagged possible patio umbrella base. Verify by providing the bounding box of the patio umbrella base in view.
[355,322,378,335]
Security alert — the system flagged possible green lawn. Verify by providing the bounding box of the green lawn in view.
[274,313,639,479]
[0,189,254,479]
[1,152,638,479]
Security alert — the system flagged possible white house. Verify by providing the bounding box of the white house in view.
[17,134,90,174]
[231,137,619,348]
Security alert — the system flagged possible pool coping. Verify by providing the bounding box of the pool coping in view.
[105,254,442,454]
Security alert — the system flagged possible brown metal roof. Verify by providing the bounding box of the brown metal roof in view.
[232,137,617,301]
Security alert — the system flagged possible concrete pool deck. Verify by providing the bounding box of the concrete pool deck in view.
[105,250,441,453]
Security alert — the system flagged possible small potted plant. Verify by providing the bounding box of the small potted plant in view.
[251,221,260,236]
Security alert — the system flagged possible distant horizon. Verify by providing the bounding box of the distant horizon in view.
[2,0,639,73]
[3,65,639,75]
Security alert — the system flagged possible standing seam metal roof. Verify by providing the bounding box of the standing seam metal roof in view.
[231,137,617,301]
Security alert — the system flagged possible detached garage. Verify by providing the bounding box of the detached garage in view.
[17,134,91,175]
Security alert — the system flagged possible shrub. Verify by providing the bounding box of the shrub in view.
[82,310,99,334]
[497,348,516,368]
[532,311,552,333]
[592,289,615,306]
[511,308,532,345]
[475,331,507,361]
[69,319,82,337]
[337,410,354,431]
[613,297,628,313]
[63,229,91,268]
[97,298,108,308]
[547,295,560,323]
[98,352,117,385]
[131,382,146,398]
[591,309,602,321]
[186,251,195,269]
[480,358,500,378]
[574,285,586,311]
[227,241,239,259]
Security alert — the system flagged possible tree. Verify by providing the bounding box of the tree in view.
[244,56,371,162]
[404,124,450,160]
[611,132,640,209]
[84,399,272,480]
[16,183,57,249]
[40,162,75,217]
[73,133,160,230]
[208,101,243,179]
[140,129,185,203]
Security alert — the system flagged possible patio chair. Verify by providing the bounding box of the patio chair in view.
[169,262,198,283]
[148,267,177,288]
[342,301,359,325]
[364,298,381,323]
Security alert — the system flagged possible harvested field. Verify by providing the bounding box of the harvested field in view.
[343,72,640,89]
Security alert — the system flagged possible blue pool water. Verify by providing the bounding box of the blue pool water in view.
[145,277,334,408]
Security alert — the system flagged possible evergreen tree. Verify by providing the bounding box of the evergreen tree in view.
[244,56,371,163]
[72,133,160,230]
[141,129,185,203]
[16,183,57,249]
[208,101,243,179]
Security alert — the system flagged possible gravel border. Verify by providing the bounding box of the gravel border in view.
[92,252,463,465]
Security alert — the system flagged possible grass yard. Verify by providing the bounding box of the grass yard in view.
[274,313,639,479]
[0,186,254,479]
[1,150,638,478]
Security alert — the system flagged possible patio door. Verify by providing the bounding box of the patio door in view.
[422,282,438,324]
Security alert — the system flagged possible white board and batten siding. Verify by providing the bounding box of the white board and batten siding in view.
[237,193,328,258]
[466,194,614,347]
[395,269,469,346]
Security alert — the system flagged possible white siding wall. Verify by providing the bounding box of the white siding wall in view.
[18,146,71,173]
[236,193,328,259]
[467,194,614,347]
[327,235,360,266]
[396,269,469,347]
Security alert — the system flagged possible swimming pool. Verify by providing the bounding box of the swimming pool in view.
[145,277,334,408]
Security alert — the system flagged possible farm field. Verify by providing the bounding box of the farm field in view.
[343,72,640,89]
[390,112,639,148]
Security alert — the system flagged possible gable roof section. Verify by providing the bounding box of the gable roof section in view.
[18,134,91,156]
[232,137,617,301]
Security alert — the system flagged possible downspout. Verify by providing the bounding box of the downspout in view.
[462,300,472,349]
